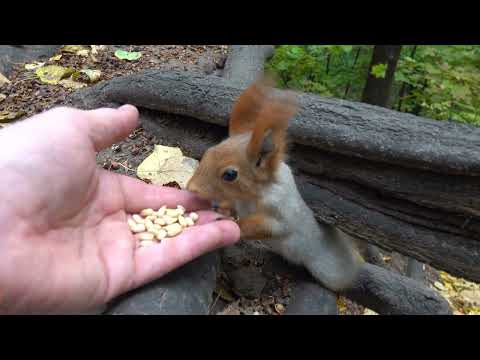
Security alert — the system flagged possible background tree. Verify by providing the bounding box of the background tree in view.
[361,45,402,107]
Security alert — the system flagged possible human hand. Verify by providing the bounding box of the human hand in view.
[0,105,240,314]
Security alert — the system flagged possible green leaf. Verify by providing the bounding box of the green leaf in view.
[114,50,142,61]
[371,63,387,79]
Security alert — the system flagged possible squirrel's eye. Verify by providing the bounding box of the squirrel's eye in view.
[222,168,238,182]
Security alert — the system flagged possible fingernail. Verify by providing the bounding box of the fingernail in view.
[118,104,137,112]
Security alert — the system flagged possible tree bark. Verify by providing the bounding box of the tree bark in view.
[222,45,275,87]
[362,45,402,108]
[66,69,480,283]
[67,70,480,177]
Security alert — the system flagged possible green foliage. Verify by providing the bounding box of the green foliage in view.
[371,63,387,79]
[266,45,480,126]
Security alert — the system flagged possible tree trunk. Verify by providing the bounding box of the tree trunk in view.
[362,45,402,108]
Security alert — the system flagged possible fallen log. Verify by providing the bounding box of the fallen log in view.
[68,70,480,177]
[343,262,451,315]
[67,70,480,219]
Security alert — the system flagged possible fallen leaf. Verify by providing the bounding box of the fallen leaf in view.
[0,72,11,86]
[61,45,89,55]
[336,296,348,314]
[77,49,89,57]
[136,145,199,188]
[363,308,378,315]
[49,54,62,61]
[80,69,101,82]
[460,290,480,307]
[0,110,25,123]
[35,65,75,85]
[214,283,236,302]
[25,61,45,70]
[434,281,446,291]
[0,93,6,102]
[91,45,106,55]
[114,49,142,61]
[274,303,285,314]
[59,79,87,90]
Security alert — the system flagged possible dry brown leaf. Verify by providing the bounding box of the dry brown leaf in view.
[0,110,25,123]
[0,72,11,86]
[59,79,87,90]
[0,93,6,103]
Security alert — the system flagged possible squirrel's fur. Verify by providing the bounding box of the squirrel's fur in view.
[187,75,361,292]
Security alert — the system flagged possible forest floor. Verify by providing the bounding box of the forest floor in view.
[1,45,477,315]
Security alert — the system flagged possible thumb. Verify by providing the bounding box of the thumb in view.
[83,104,139,151]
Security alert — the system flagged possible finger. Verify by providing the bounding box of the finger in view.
[132,219,240,288]
[114,172,212,212]
[83,105,139,151]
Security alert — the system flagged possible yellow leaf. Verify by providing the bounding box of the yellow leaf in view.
[0,72,11,86]
[76,49,89,57]
[136,145,199,189]
[25,61,45,70]
[434,281,446,291]
[0,110,25,123]
[0,93,6,102]
[35,65,75,85]
[49,54,63,61]
[59,79,87,90]
[61,45,89,54]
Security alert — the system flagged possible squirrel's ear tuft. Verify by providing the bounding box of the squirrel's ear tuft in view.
[247,91,298,173]
[228,73,278,136]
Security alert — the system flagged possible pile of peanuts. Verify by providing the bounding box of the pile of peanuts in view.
[128,205,199,247]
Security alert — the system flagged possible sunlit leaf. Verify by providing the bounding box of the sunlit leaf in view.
[35,65,75,85]
[80,69,101,83]
[49,54,62,61]
[25,61,45,70]
[371,63,387,79]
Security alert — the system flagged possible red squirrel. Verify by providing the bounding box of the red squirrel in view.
[187,75,361,292]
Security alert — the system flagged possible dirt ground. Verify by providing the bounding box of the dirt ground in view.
[0,45,460,315]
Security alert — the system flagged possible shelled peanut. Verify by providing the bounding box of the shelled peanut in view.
[127,205,199,247]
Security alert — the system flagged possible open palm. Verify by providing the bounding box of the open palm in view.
[0,105,239,314]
